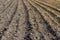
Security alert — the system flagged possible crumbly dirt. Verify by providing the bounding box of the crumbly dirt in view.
[0,0,60,40]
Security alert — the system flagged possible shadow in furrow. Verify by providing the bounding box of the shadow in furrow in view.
[0,28,7,40]
[39,32,45,40]
[22,0,32,40]
[24,34,32,40]
[28,1,59,40]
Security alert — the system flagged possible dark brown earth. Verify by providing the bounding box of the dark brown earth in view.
[0,0,60,40]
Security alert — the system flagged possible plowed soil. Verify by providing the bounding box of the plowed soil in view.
[0,0,60,40]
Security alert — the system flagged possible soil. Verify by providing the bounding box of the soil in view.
[0,0,60,40]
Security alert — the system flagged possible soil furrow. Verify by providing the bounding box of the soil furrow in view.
[32,0,60,24]
[26,0,58,40]
[28,0,59,38]
[0,0,60,40]
[0,0,14,13]
[22,0,32,40]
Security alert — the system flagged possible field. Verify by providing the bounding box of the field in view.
[0,0,60,40]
